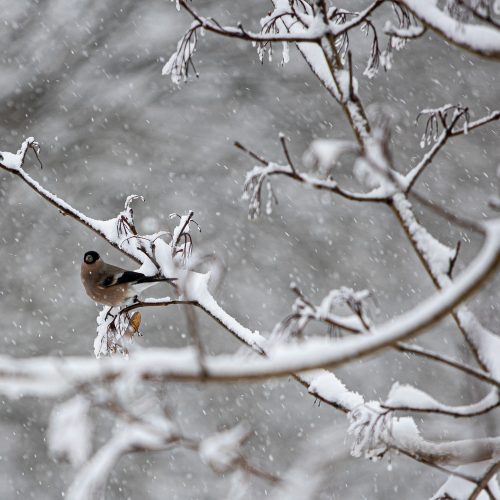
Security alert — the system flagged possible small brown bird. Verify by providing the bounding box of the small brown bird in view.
[81,251,176,306]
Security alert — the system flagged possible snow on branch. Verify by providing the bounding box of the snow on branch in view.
[66,416,179,500]
[433,462,500,500]
[383,382,500,417]
[1,218,499,385]
[348,402,500,466]
[398,0,500,58]
[47,395,93,467]
[404,107,500,193]
[237,139,389,219]
[162,0,327,82]
[271,285,370,339]
[0,137,367,417]
[164,0,420,89]
[0,139,155,266]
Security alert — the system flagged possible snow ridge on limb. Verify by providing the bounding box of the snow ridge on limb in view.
[397,0,500,59]
[384,382,500,417]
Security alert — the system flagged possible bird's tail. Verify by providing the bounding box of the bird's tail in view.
[136,276,177,285]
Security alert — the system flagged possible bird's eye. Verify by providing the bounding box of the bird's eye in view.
[85,255,93,263]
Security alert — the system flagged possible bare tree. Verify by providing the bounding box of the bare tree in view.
[1,0,500,498]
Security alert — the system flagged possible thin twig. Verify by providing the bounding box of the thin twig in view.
[396,343,500,389]
[279,134,297,174]
[234,141,268,166]
[395,447,480,484]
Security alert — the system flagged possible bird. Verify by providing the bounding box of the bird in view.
[81,250,176,306]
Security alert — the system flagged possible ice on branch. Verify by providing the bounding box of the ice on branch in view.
[348,403,392,459]
[243,163,285,219]
[199,424,250,474]
[170,210,200,266]
[273,285,370,340]
[94,307,142,358]
[162,21,200,83]
[47,395,93,467]
[0,136,39,170]
[417,104,470,148]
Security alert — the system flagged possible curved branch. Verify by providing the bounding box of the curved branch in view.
[397,0,500,59]
[1,220,498,385]
[383,387,500,418]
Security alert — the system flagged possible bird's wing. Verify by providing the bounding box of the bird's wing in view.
[99,271,146,288]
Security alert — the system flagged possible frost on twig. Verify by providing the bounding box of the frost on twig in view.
[169,210,200,265]
[94,307,142,358]
[242,163,283,219]
[272,285,370,340]
[348,403,392,460]
[0,136,40,171]
[162,21,201,83]
[417,104,470,148]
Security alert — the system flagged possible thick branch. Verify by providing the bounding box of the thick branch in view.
[397,0,500,59]
[1,220,499,384]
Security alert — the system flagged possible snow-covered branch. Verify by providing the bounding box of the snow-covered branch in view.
[404,107,500,193]
[0,138,150,265]
[383,383,500,417]
[397,0,500,58]
[237,140,389,219]
[1,217,499,385]
[350,402,500,466]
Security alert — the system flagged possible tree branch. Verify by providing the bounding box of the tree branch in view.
[396,0,500,59]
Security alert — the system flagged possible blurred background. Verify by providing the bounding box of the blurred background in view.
[0,0,499,498]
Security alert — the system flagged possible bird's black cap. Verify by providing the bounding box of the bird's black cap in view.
[84,251,100,264]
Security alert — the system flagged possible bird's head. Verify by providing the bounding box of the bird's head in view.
[83,251,100,265]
